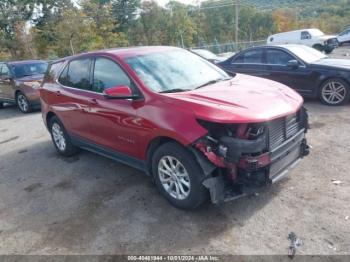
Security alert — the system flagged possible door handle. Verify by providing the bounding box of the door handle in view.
[55,90,61,96]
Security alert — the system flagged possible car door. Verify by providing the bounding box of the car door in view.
[0,64,14,100]
[53,57,94,140]
[264,48,314,95]
[83,56,142,158]
[224,49,268,77]
[299,31,312,45]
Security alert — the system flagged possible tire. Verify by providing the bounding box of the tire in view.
[319,78,350,106]
[313,44,324,52]
[49,116,79,157]
[0,102,3,109]
[152,142,209,209]
[16,92,32,113]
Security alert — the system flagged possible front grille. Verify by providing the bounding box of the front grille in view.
[268,111,302,150]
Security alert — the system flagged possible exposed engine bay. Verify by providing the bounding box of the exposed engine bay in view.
[192,107,310,204]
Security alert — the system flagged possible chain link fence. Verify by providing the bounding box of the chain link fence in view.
[193,40,266,55]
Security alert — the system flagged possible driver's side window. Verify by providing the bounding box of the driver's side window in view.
[92,57,131,93]
[0,65,10,78]
[266,49,295,66]
[301,31,311,40]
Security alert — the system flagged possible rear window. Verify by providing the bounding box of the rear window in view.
[58,58,92,90]
[44,61,65,82]
[233,49,263,64]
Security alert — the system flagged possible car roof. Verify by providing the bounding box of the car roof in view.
[7,60,47,65]
[53,46,181,63]
[270,28,320,35]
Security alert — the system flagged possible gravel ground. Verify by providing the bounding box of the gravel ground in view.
[0,100,349,256]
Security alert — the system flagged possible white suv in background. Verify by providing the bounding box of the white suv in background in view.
[337,27,350,46]
[267,28,338,53]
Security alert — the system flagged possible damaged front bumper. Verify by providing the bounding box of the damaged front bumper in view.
[201,129,310,204]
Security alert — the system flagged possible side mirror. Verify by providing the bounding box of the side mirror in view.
[103,85,140,100]
[287,60,299,69]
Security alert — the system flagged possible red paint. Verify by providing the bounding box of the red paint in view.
[40,46,303,163]
[195,142,226,168]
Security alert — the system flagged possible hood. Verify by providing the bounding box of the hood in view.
[16,74,44,82]
[318,35,337,41]
[163,74,303,123]
[311,58,350,70]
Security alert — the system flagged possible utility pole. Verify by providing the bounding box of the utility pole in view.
[235,0,239,44]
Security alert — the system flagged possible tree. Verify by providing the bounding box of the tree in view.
[0,0,36,58]
[111,0,140,32]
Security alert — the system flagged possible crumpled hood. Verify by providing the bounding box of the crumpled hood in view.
[311,58,350,70]
[16,74,44,82]
[318,35,337,41]
[163,74,303,123]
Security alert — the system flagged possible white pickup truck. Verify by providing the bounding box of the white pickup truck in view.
[267,28,338,53]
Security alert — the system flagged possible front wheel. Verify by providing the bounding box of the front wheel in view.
[319,78,350,106]
[16,92,31,113]
[152,142,209,209]
[313,44,324,52]
[49,116,78,157]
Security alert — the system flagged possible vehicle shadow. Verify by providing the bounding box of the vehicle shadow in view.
[0,103,41,120]
[0,138,286,255]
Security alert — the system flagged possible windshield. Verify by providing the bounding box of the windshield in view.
[10,62,48,78]
[192,49,218,60]
[285,45,327,63]
[125,49,229,93]
[309,29,325,37]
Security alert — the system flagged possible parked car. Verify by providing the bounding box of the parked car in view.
[40,46,309,209]
[190,48,227,64]
[219,44,350,106]
[267,28,338,54]
[337,27,350,46]
[0,60,48,113]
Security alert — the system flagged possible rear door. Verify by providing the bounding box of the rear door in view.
[53,57,94,140]
[264,48,314,95]
[225,49,268,77]
[83,56,142,158]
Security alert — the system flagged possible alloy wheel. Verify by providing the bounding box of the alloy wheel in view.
[321,81,347,105]
[52,123,66,152]
[158,156,191,200]
[17,94,29,112]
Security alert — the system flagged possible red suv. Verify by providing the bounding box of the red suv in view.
[40,47,309,209]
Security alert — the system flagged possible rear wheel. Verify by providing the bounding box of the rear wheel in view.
[319,78,350,106]
[16,92,31,113]
[49,116,78,157]
[152,142,209,209]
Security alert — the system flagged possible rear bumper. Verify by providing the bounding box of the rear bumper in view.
[203,130,309,204]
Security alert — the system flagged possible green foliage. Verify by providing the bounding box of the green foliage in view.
[1,0,350,60]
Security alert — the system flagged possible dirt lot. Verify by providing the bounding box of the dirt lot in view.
[0,100,349,256]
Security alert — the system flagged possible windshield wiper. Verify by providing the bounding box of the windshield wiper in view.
[159,88,191,93]
[195,78,231,89]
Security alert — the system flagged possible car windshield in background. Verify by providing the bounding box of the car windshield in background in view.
[192,49,218,60]
[125,49,230,93]
[10,62,48,78]
[308,29,325,37]
[285,45,327,63]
